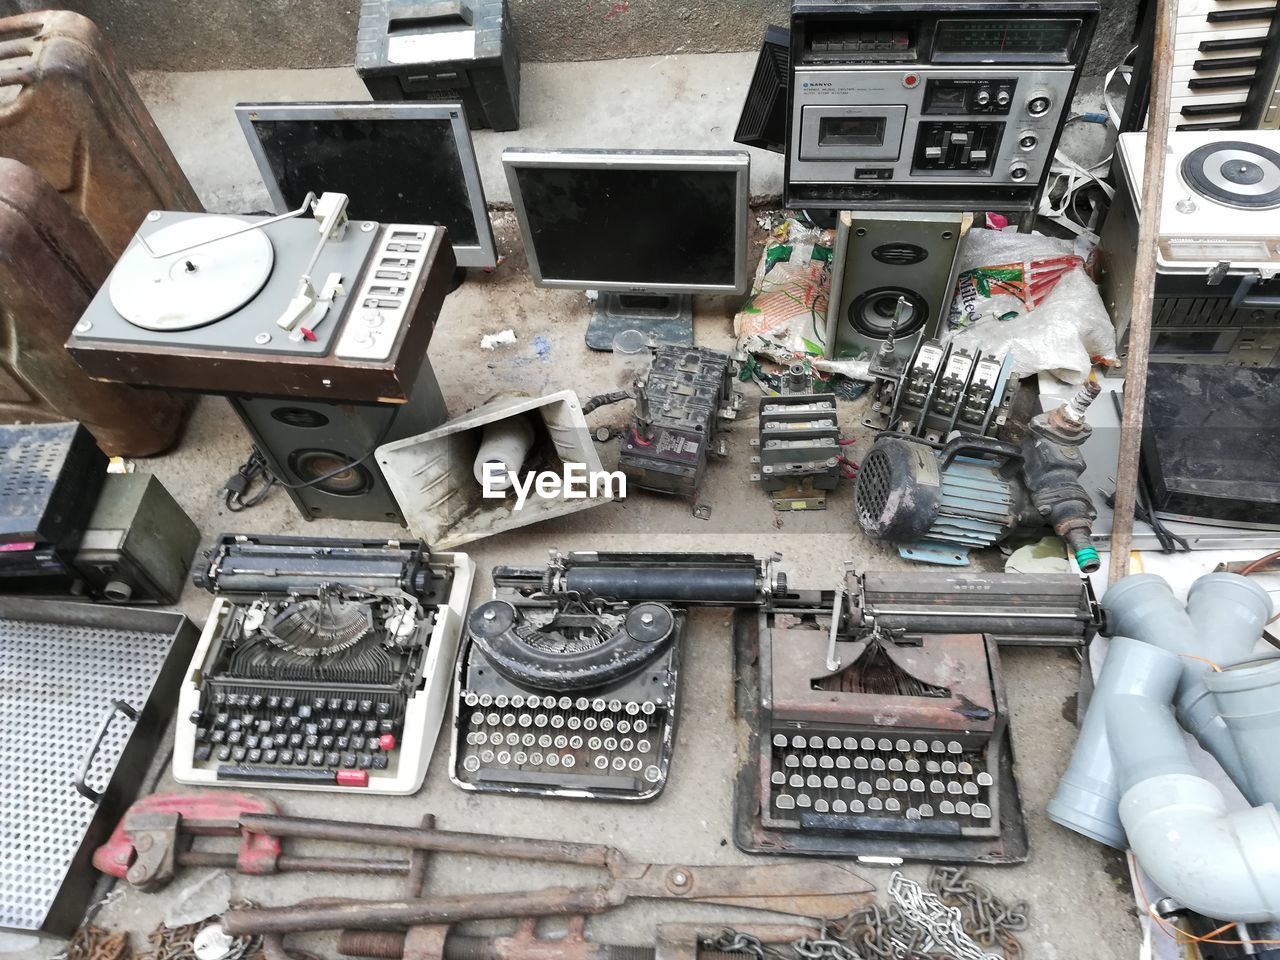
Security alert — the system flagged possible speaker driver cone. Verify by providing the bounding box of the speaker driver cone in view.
[289,449,373,496]
[849,287,929,339]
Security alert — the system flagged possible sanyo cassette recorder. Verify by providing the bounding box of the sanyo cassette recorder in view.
[786,0,1098,211]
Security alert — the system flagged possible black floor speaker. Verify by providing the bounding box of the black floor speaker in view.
[734,25,789,154]
[228,357,448,524]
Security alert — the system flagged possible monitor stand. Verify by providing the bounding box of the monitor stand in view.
[585,292,693,351]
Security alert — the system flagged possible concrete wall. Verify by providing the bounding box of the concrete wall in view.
[3,0,1134,83]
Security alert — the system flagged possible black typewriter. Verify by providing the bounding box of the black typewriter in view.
[451,551,782,801]
[734,571,1027,863]
[174,535,473,794]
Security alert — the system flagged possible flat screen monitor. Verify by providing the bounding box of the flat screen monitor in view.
[235,102,496,268]
[502,148,751,296]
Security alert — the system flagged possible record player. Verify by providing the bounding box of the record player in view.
[66,192,455,403]
[1100,131,1280,368]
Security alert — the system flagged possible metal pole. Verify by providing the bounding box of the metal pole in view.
[1108,0,1175,584]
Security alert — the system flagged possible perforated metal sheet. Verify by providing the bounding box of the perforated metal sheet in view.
[0,603,194,934]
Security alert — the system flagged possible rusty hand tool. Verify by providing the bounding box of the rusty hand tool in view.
[337,918,822,960]
[93,794,413,892]
[220,814,875,935]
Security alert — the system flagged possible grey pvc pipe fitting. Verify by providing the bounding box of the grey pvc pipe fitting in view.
[1116,679,1280,923]
[1054,572,1280,922]
[1100,572,1272,791]
[1047,636,1184,849]
[1206,656,1280,809]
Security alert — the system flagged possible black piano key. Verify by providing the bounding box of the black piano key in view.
[1200,36,1267,52]
[1188,74,1255,89]
[1192,54,1262,71]
[1182,101,1248,116]
[1207,6,1276,22]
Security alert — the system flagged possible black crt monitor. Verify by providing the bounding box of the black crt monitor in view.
[235,101,496,269]
[502,148,751,349]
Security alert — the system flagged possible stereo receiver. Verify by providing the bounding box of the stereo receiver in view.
[786,0,1098,211]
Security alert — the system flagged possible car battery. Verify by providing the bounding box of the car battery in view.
[355,0,521,131]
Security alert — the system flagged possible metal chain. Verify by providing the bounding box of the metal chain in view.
[712,867,1026,960]
[927,866,1029,952]
[712,929,768,959]
[888,872,1001,960]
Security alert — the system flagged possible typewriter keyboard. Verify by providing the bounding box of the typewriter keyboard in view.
[454,691,672,799]
[766,732,998,835]
[188,689,404,788]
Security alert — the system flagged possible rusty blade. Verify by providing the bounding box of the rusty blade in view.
[699,891,875,917]
[632,862,875,918]
[622,861,875,904]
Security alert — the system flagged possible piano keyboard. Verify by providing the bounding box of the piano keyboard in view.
[1172,0,1280,129]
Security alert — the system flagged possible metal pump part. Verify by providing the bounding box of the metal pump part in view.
[1021,380,1100,572]
[855,381,1099,568]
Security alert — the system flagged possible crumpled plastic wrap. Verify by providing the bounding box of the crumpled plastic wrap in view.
[944,228,1118,384]
[733,218,834,364]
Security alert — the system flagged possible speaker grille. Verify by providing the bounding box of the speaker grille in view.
[734,25,790,153]
[872,243,928,266]
[271,407,331,429]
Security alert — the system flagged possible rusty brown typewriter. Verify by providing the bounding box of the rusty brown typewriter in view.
[734,571,1028,864]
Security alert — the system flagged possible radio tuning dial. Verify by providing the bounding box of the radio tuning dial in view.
[1027,94,1052,117]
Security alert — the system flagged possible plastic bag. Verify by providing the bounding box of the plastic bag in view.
[944,228,1118,384]
[733,218,835,364]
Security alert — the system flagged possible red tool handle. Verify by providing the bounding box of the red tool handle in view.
[93,792,281,878]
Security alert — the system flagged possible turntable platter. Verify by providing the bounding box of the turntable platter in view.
[1180,141,1280,210]
[109,216,275,331]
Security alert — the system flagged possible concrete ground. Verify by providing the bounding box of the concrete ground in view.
[4,54,1134,960]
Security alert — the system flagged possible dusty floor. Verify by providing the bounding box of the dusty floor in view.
[4,49,1135,959]
[5,210,1138,960]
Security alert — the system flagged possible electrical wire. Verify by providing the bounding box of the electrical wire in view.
[1240,551,1280,624]
[1240,551,1280,576]
[1036,45,1136,240]
[223,417,398,512]
[581,391,632,415]
[1131,852,1280,946]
